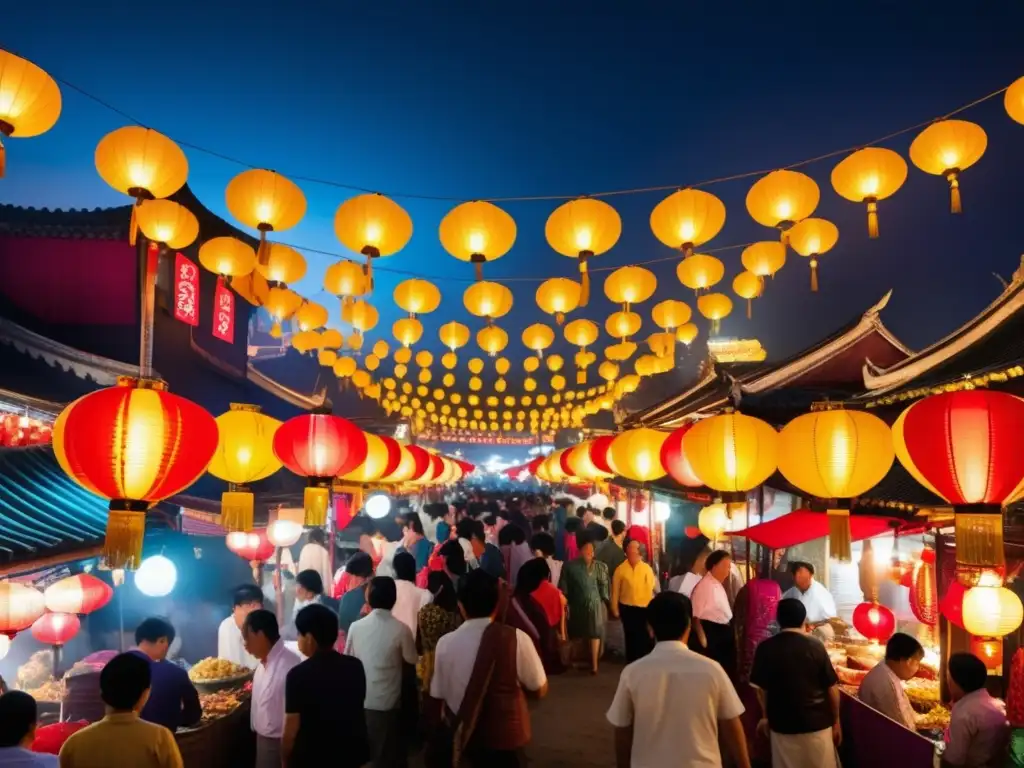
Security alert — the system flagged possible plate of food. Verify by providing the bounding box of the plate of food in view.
[188,658,253,692]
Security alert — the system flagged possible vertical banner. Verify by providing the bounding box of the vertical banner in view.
[212,278,234,343]
[172,252,200,327]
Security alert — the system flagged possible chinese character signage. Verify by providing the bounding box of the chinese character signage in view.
[173,253,199,327]
[213,279,234,343]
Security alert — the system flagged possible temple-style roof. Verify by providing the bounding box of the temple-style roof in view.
[625,292,911,429]
[859,257,1024,409]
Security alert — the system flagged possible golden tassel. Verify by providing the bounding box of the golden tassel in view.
[129,198,140,246]
[867,199,879,239]
[304,485,330,527]
[257,231,270,265]
[221,487,254,533]
[810,258,819,292]
[712,318,720,334]
[104,506,146,570]
[954,507,1004,586]
[859,539,878,601]
[556,312,565,326]
[827,508,852,562]
[948,172,962,214]
[577,369,586,385]
[579,258,590,307]
[746,298,752,319]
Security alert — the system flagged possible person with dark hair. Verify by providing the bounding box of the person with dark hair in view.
[561,534,611,674]
[283,604,369,768]
[392,551,433,639]
[417,572,462,693]
[499,524,532,589]
[672,546,711,598]
[607,592,749,768]
[469,520,506,580]
[750,598,840,768]
[531,513,550,534]
[131,618,201,732]
[602,507,617,523]
[244,610,301,768]
[59,652,183,767]
[455,517,481,570]
[430,570,548,764]
[337,551,375,641]
[524,557,565,637]
[611,540,657,663]
[944,652,1010,767]
[530,531,563,585]
[563,516,582,561]
[298,527,333,596]
[0,690,57,766]
[596,518,627,576]
[509,558,565,675]
[345,577,417,768]
[438,538,468,587]
[398,512,432,571]
[217,583,264,668]
[782,561,837,626]
[857,632,924,730]
[689,549,737,676]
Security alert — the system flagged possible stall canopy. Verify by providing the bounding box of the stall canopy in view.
[727,510,905,550]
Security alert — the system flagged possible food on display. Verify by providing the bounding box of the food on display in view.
[16,650,54,690]
[189,657,250,682]
[199,689,244,721]
[25,678,64,702]
[915,704,951,730]
[904,677,941,712]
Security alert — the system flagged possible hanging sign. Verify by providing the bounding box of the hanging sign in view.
[173,253,200,327]
[212,279,234,343]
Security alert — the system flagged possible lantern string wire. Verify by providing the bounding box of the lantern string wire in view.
[50,66,1010,203]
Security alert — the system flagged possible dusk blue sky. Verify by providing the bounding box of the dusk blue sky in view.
[4,2,1024,392]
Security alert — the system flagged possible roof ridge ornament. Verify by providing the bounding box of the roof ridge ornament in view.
[864,289,893,318]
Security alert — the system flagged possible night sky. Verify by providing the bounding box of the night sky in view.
[4,2,1024,439]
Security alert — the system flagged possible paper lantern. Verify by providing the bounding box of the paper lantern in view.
[1007,76,1024,125]
[564,318,598,349]
[894,390,1024,584]
[971,637,1003,671]
[909,119,987,214]
[852,601,896,644]
[393,317,424,347]
[522,323,554,358]
[347,301,378,336]
[831,148,907,238]
[334,193,412,282]
[604,266,657,308]
[588,435,615,475]
[394,279,441,316]
[606,311,642,341]
[274,409,367,525]
[696,293,732,333]
[941,580,968,630]
[963,585,1024,638]
[135,555,177,598]
[352,369,370,389]
[536,278,582,325]
[787,218,839,292]
[378,444,418,484]
[661,424,703,488]
[477,325,508,356]
[634,354,658,377]
[44,574,113,616]
[745,169,820,243]
[598,361,619,382]
[463,281,513,319]
[256,243,307,285]
[732,271,762,319]
[910,552,938,627]
[676,254,725,293]
[683,411,778,494]
[698,503,732,542]
[607,428,668,482]
[546,355,565,373]
[264,286,303,336]
[565,441,612,481]
[52,377,218,569]
[676,323,699,345]
[95,126,188,245]
[226,169,306,263]
[438,321,470,353]
[0,583,45,637]
[652,300,692,331]
[334,356,357,379]
[545,198,620,306]
[226,530,275,562]
[135,200,199,250]
[31,612,81,646]
[440,201,516,280]
[207,404,282,532]
[341,432,402,483]
[649,188,726,259]
[323,259,367,302]
[199,237,257,280]
[293,302,327,333]
[0,50,62,177]
[740,241,786,283]
[495,357,511,375]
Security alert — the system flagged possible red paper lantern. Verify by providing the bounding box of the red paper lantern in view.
[527,456,544,475]
[910,552,938,627]
[44,574,113,615]
[226,530,275,562]
[274,407,368,525]
[971,636,1004,670]
[0,582,46,637]
[590,435,615,475]
[685,525,701,538]
[661,424,703,487]
[31,612,81,646]
[455,459,475,475]
[427,453,445,482]
[941,579,968,629]
[52,377,218,568]
[559,448,576,477]
[405,444,432,482]
[377,435,404,479]
[852,601,896,644]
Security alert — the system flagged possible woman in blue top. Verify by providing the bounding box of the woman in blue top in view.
[398,512,433,572]
[337,551,374,636]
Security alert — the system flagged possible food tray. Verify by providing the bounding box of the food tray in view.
[190,671,253,694]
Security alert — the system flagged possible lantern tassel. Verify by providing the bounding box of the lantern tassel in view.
[474,261,483,282]
[221,487,254,533]
[129,198,140,246]
[810,259,819,292]
[304,485,330,527]
[954,506,1004,586]
[257,231,270,265]
[866,198,879,239]
[827,508,852,562]
[104,505,146,570]
[270,321,283,339]
[577,369,586,385]
[746,299,752,319]
[948,172,962,214]
[555,312,565,326]
[579,258,590,307]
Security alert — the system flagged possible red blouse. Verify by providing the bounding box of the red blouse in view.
[532,580,564,628]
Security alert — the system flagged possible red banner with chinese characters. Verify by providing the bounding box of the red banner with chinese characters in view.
[212,278,234,343]
[173,253,199,327]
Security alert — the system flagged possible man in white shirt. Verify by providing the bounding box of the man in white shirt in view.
[607,592,750,768]
[392,552,433,640]
[297,529,333,595]
[781,561,837,624]
[217,584,263,669]
[345,577,418,768]
[243,609,301,768]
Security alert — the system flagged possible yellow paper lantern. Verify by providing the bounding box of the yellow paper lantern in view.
[323,260,367,301]
[394,364,408,380]
[135,200,199,249]
[334,193,412,283]
[831,148,907,238]
[351,369,371,389]
[334,356,357,378]
[340,432,392,483]
[226,169,306,263]
[649,188,726,258]
[606,311,642,340]
[564,318,598,349]
[394,279,441,316]
[607,428,668,482]
[604,266,657,308]
[697,293,732,333]
[441,355,457,372]
[199,237,257,279]
[349,300,379,334]
[495,378,507,393]
[394,347,412,365]
[745,169,819,243]
[647,332,674,359]
[414,350,433,368]
[208,404,282,531]
[605,341,637,361]
[963,586,1024,638]
[536,278,582,325]
[732,271,762,319]
[524,377,537,392]
[469,376,483,392]
[545,198,621,306]
[698,503,731,543]
[294,301,328,332]
[676,254,725,294]
[599,361,620,382]
[264,286,303,335]
[546,354,565,373]
[365,354,380,372]
[495,357,511,375]
[909,119,987,214]
[468,358,485,375]
[477,325,509,356]
[463,281,513,319]
[435,321,467,353]
[634,354,658,377]
[787,218,839,293]
[524,357,540,373]
[255,243,307,285]
[0,50,62,177]
[652,300,692,331]
[320,329,343,350]
[740,241,786,281]
[291,330,321,354]
[418,368,432,384]
[318,349,338,367]
[522,323,555,357]
[683,411,778,493]
[551,375,566,391]
[1006,76,1024,126]
[440,201,516,280]
[393,317,423,347]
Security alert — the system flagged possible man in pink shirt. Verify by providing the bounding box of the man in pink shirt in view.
[943,652,1010,767]
[244,610,301,768]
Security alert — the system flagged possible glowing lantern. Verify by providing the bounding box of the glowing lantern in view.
[323,260,367,307]
[661,423,703,488]
[963,585,1023,638]
[551,375,566,391]
[676,323,699,346]
[95,126,188,245]
[649,188,726,259]
[634,355,658,377]
[745,170,820,245]
[652,300,692,331]
[787,218,839,293]
[852,601,896,644]
[547,355,565,373]
[439,321,470,354]
[226,529,275,562]
[698,503,744,543]
[273,409,367,526]
[440,201,516,280]
[604,266,657,308]
[566,440,612,481]
[264,286,303,337]
[0,50,61,177]
[0,582,45,639]
[53,377,218,569]
[205,404,283,531]
[256,243,307,285]
[341,432,402,483]
[893,390,1024,585]
[477,325,508,356]
[319,349,338,368]
[971,637,1003,671]
[677,254,725,294]
[394,279,441,317]
[697,293,733,333]
[599,361,620,382]
[740,241,786,287]
[522,323,555,358]
[605,341,637,362]
[536,278,582,325]
[135,200,199,250]
[464,281,513,319]
[831,148,907,238]
[44,575,113,616]
[334,193,412,282]
[683,410,777,495]
[545,198,620,306]
[294,301,328,332]
[606,428,668,482]
[373,340,390,359]
[1006,76,1024,125]
[732,271,762,319]
[226,169,306,263]
[779,408,894,561]
[468,358,485,375]
[31,612,80,648]
[392,317,423,348]
[347,334,365,353]
[349,301,379,337]
[198,237,257,286]
[606,311,641,341]
[909,119,987,214]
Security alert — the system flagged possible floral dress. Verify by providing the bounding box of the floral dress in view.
[559,557,610,641]
[416,604,462,690]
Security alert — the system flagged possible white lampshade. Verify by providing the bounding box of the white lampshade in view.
[963,585,1024,638]
[365,494,392,520]
[134,555,177,597]
[267,519,303,547]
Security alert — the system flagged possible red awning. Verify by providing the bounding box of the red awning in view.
[727,510,902,550]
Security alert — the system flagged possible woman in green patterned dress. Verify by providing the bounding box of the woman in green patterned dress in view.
[558,533,610,674]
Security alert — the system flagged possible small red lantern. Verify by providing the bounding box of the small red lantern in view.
[971,636,1004,670]
[0,582,46,637]
[31,612,81,646]
[852,601,896,644]
[590,435,615,475]
[274,407,368,526]
[44,574,113,616]
[941,579,968,629]
[661,424,703,487]
[226,530,275,562]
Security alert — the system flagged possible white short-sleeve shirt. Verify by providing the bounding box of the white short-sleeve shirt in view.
[217,616,258,669]
[607,641,744,768]
[691,574,733,624]
[781,580,837,624]
[344,608,418,711]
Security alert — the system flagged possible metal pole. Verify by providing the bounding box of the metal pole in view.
[139,243,159,378]
[275,547,284,624]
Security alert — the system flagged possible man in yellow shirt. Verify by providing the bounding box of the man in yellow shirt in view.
[611,540,658,662]
[59,652,183,768]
